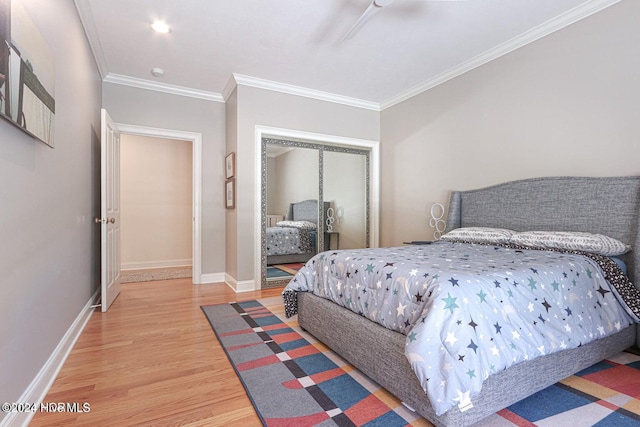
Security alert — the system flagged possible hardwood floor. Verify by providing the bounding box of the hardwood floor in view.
[30,279,284,427]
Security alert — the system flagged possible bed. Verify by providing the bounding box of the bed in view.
[283,176,640,427]
[266,200,330,265]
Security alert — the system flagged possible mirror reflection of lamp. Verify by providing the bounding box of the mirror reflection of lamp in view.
[326,207,335,232]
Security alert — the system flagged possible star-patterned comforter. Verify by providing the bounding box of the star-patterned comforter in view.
[283,242,640,415]
[266,226,313,256]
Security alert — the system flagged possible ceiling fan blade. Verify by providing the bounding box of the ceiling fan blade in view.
[341,1,383,41]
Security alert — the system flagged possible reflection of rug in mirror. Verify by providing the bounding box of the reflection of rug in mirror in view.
[121,266,191,283]
[202,297,640,427]
[266,263,304,279]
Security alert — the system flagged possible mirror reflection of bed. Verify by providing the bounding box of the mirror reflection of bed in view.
[265,200,330,280]
[262,139,370,287]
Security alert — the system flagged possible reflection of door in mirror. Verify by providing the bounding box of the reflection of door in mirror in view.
[264,144,319,285]
[324,151,368,250]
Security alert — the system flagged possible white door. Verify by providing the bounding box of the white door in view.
[99,109,121,311]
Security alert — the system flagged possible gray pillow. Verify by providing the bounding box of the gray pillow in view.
[510,231,631,256]
[440,227,514,244]
[276,220,317,230]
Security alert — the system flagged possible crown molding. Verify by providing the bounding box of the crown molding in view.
[77,0,620,110]
[103,73,224,102]
[74,0,108,79]
[222,74,238,101]
[380,0,623,110]
[232,74,380,111]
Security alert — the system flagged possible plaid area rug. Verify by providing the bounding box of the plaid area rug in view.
[267,263,304,279]
[201,297,640,426]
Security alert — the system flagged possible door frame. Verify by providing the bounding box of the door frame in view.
[254,125,380,290]
[115,123,203,284]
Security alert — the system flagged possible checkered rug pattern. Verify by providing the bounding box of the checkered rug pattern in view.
[202,297,640,427]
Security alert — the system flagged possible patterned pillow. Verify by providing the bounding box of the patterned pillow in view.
[276,220,317,230]
[511,231,631,256]
[440,227,515,244]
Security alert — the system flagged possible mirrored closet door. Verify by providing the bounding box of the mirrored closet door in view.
[261,138,370,288]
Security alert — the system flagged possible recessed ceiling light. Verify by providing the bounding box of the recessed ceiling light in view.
[150,67,164,77]
[150,21,171,34]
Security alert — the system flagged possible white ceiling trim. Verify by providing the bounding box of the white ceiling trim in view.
[380,0,623,110]
[232,74,381,112]
[76,0,621,111]
[103,73,225,102]
[222,74,238,101]
[74,0,107,79]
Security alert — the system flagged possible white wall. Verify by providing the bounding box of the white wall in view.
[102,83,226,277]
[0,0,101,409]
[380,0,640,246]
[120,135,192,269]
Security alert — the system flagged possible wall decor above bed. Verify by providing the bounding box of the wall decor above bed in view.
[283,175,640,427]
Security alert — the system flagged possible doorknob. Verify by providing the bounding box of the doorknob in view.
[95,218,115,224]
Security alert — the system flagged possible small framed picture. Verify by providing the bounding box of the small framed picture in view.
[225,152,236,178]
[225,178,235,209]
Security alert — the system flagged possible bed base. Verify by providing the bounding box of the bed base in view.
[267,252,314,265]
[299,292,636,427]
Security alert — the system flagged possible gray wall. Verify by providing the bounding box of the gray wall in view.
[224,88,238,278]
[324,151,367,250]
[380,0,640,246]
[102,83,227,276]
[271,147,319,218]
[0,0,101,404]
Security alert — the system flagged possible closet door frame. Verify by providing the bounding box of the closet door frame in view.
[255,126,379,289]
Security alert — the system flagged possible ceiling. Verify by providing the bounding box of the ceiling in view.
[74,0,620,109]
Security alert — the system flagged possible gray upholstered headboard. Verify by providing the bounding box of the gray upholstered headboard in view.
[287,200,331,224]
[444,176,640,286]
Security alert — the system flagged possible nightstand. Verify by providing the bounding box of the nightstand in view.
[326,231,340,250]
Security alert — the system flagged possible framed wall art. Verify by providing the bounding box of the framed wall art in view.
[0,0,56,147]
[225,178,235,209]
[225,152,235,178]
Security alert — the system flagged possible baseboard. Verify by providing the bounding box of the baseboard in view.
[199,272,226,284]
[224,273,256,292]
[121,259,192,270]
[0,290,99,427]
